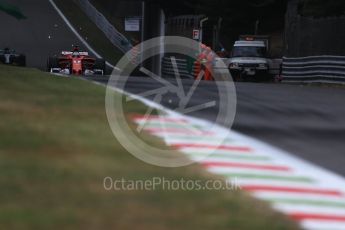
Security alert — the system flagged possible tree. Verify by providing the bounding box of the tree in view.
[0,1,26,19]
[298,0,345,17]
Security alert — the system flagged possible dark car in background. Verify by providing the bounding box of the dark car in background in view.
[0,48,26,66]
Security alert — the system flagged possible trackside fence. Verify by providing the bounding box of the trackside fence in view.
[282,56,345,83]
[77,0,132,53]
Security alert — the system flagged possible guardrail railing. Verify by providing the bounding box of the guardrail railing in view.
[282,56,345,83]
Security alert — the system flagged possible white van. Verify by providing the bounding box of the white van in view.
[228,40,270,80]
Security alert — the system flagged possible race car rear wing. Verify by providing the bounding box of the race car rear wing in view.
[61,51,89,56]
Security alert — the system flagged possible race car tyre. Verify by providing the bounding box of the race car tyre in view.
[47,57,59,72]
[94,58,106,75]
[0,55,5,64]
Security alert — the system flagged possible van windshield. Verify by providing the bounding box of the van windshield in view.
[232,46,266,58]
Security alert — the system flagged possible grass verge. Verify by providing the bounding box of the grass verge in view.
[53,0,123,65]
[0,65,301,230]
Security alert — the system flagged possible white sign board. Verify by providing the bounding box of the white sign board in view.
[193,29,200,40]
[125,18,140,32]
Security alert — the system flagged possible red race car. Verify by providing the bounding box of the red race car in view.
[47,46,106,76]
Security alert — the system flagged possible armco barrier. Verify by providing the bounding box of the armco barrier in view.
[282,56,345,83]
[77,0,132,53]
[162,57,282,80]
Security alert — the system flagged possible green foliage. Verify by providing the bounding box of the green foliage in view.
[298,0,345,17]
[158,0,287,45]
[0,1,26,19]
[157,0,284,16]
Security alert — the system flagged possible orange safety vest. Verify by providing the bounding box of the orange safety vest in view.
[194,61,201,79]
[204,52,215,81]
[195,50,208,79]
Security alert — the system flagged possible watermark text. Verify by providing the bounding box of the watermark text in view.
[103,177,242,192]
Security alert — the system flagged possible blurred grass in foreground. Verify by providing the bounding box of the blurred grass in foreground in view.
[0,65,300,230]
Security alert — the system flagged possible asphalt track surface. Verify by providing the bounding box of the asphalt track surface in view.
[90,76,345,177]
[1,0,345,176]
